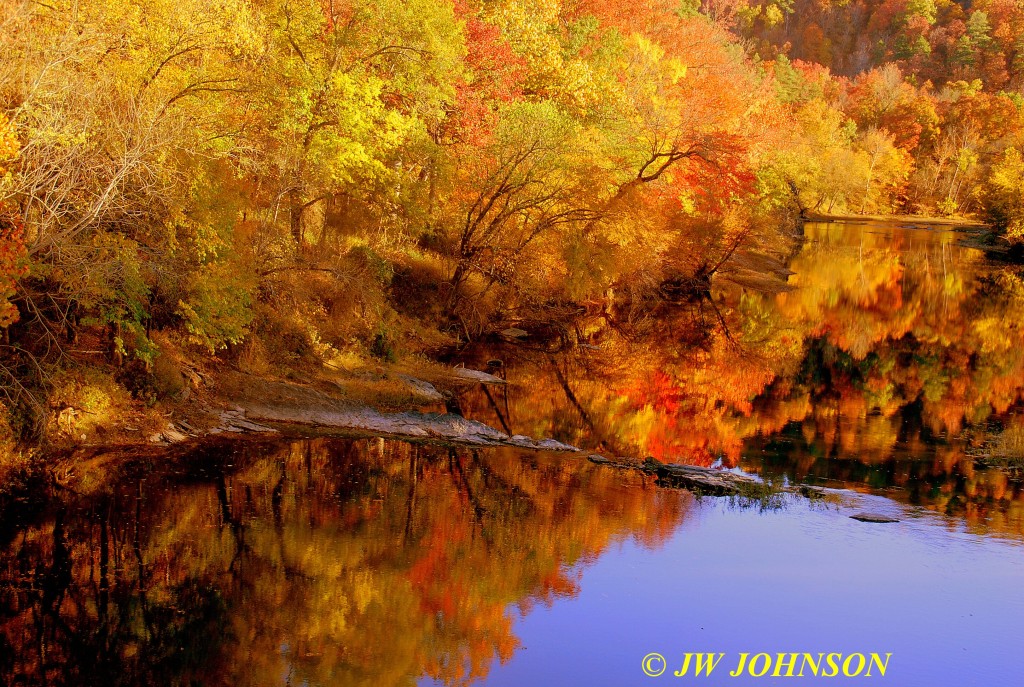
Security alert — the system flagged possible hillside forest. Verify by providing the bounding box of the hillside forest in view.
[2,0,1024,450]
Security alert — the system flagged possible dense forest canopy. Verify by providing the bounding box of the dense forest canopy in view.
[1,0,1023,448]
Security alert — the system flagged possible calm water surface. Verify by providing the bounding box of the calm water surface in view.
[2,221,1023,685]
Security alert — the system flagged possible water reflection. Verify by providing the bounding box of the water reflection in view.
[458,221,1024,537]
[5,220,1024,685]
[0,439,686,686]
[471,495,1024,687]
[4,438,1022,686]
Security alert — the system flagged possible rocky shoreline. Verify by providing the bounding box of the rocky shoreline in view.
[140,367,581,454]
[27,367,875,511]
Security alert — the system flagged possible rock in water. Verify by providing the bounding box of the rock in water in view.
[654,463,763,496]
[588,455,764,496]
[850,512,900,523]
[535,438,578,452]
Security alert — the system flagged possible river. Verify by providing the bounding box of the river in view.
[2,220,1022,686]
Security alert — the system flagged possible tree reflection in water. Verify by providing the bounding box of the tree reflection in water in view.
[0,439,687,686]
[458,222,1024,537]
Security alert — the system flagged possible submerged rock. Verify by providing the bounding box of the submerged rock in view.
[850,512,900,523]
[798,485,828,499]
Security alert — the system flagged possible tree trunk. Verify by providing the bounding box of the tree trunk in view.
[787,180,808,218]
[289,190,304,246]
[860,155,878,215]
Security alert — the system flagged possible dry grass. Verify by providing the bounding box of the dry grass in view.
[48,369,175,448]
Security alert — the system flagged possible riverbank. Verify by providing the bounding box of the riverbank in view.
[804,212,988,227]
[0,348,593,503]
[801,212,1020,257]
[5,355,580,451]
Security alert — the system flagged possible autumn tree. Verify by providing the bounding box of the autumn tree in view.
[0,0,259,360]
[443,102,600,331]
[980,147,1024,243]
[0,112,26,331]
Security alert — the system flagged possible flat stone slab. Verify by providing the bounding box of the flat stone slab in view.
[243,402,579,452]
[217,373,576,452]
[218,409,279,435]
[850,512,900,523]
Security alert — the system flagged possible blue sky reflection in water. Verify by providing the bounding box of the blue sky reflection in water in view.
[439,494,1024,687]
